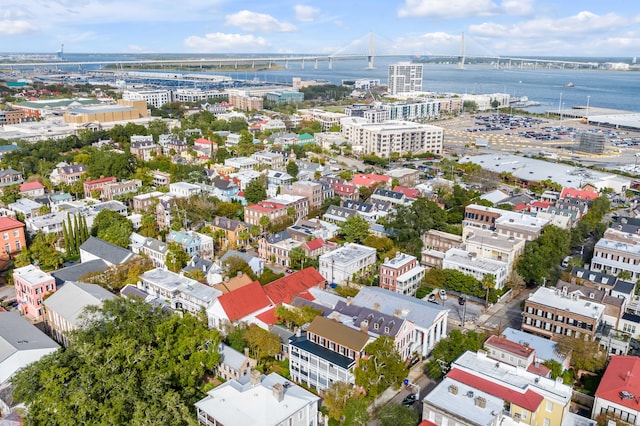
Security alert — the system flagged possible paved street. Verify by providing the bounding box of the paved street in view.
[0,284,16,303]
[477,288,530,333]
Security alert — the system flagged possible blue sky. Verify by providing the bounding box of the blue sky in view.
[2,0,640,57]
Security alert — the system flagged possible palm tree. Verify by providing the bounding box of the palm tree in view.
[481,274,496,309]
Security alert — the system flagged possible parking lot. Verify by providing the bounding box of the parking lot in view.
[429,290,485,326]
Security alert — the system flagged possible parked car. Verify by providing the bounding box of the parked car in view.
[427,293,436,303]
[402,394,417,406]
[439,289,447,300]
[458,296,466,306]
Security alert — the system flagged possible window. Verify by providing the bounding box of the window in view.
[2,233,7,240]
[543,418,551,426]
[546,401,553,412]
[4,244,9,253]
[13,230,18,237]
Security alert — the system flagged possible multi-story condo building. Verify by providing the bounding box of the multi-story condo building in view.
[593,356,640,425]
[442,247,509,290]
[244,200,288,227]
[225,157,259,172]
[265,90,304,104]
[591,237,640,281]
[463,228,526,276]
[289,316,371,391]
[207,216,248,250]
[522,286,605,341]
[387,62,423,95]
[122,89,172,108]
[298,109,346,131]
[461,93,510,111]
[379,252,425,296]
[422,350,573,426]
[133,191,165,212]
[463,204,549,241]
[258,231,303,267]
[318,243,377,285]
[340,118,443,157]
[169,182,202,198]
[383,99,441,121]
[14,265,56,321]
[228,92,263,111]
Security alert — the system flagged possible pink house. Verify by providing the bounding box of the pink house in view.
[19,181,46,198]
[379,252,425,297]
[14,264,56,321]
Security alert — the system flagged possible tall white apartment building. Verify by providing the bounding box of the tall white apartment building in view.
[387,62,423,95]
[122,89,172,109]
[340,118,443,157]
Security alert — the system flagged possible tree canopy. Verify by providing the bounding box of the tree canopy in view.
[354,336,407,398]
[90,209,134,248]
[516,225,571,286]
[425,329,486,379]
[12,297,221,426]
[244,176,267,205]
[338,215,370,244]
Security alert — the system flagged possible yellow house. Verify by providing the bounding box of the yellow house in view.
[422,351,574,426]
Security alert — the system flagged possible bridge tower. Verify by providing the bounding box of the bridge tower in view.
[367,30,375,70]
[301,59,305,69]
[458,32,466,70]
[314,58,318,69]
[328,57,333,70]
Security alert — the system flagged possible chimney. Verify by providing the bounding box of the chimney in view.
[250,369,261,386]
[244,347,249,357]
[272,383,285,402]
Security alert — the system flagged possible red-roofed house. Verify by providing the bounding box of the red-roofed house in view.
[351,173,390,188]
[83,176,117,199]
[332,182,359,201]
[485,335,550,378]
[244,201,288,226]
[193,138,216,158]
[263,267,326,305]
[393,186,420,200]
[207,280,273,329]
[593,356,640,424]
[0,217,26,258]
[422,351,573,426]
[301,238,336,259]
[560,185,599,201]
[19,181,45,198]
[530,200,553,213]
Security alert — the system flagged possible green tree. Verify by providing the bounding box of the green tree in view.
[244,176,267,205]
[259,214,271,232]
[375,403,420,426]
[243,324,280,363]
[14,232,64,270]
[425,329,486,379]
[274,305,322,329]
[166,242,190,272]
[286,160,299,179]
[542,359,564,380]
[222,255,256,280]
[90,209,134,248]
[321,381,361,421]
[554,335,607,372]
[339,215,370,244]
[257,267,285,285]
[0,184,20,205]
[342,397,370,426]
[517,225,571,286]
[289,246,307,270]
[481,273,496,308]
[354,336,407,398]
[12,297,220,426]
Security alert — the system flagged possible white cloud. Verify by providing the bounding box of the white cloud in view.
[398,0,498,18]
[0,20,38,35]
[225,10,296,33]
[398,0,534,18]
[294,5,320,22]
[184,32,269,52]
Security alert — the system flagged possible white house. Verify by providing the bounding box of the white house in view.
[318,243,377,285]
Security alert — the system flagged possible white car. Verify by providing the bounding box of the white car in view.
[439,289,448,300]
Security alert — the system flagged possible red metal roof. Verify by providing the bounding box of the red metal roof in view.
[255,306,278,326]
[351,173,390,187]
[595,355,640,411]
[419,421,438,426]
[447,368,544,412]
[0,217,24,232]
[560,186,598,201]
[263,267,325,305]
[393,186,420,199]
[194,138,212,145]
[486,335,534,359]
[303,238,324,252]
[246,201,286,213]
[19,181,44,191]
[217,280,271,322]
[84,176,116,185]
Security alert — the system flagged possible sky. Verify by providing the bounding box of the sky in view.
[2,0,640,57]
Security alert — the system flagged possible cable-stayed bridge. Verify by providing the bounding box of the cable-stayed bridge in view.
[1,32,600,71]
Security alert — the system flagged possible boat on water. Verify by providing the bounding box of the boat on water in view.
[565,82,575,87]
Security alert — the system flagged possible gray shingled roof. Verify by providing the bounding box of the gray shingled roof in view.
[44,281,116,328]
[80,236,134,265]
[51,259,108,286]
[0,312,59,364]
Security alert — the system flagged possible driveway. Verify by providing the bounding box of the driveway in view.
[0,285,16,303]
